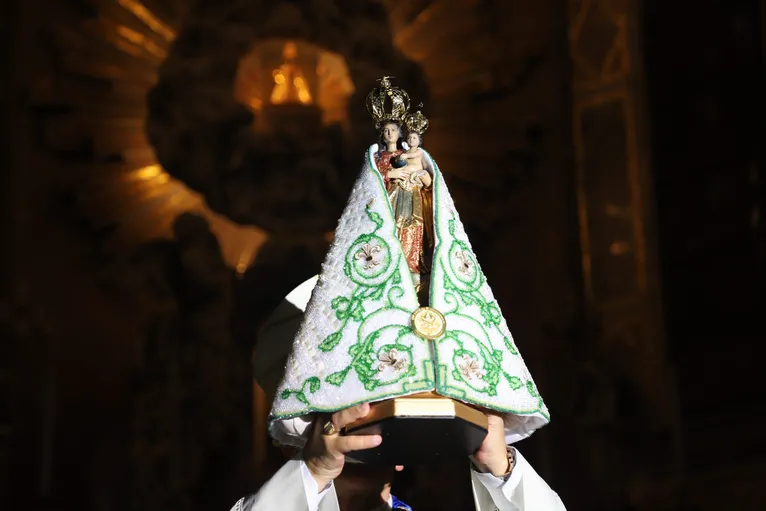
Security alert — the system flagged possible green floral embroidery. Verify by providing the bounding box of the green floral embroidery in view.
[441,222,502,328]
[436,210,539,406]
[279,376,321,405]
[277,158,545,417]
[282,203,424,400]
[441,328,516,397]
[324,323,420,391]
[345,234,392,285]
[503,336,519,355]
[439,320,542,405]
[505,375,524,390]
[439,219,509,333]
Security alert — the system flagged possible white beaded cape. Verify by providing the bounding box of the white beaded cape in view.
[267,145,549,445]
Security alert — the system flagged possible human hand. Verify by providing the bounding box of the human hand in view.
[470,412,511,477]
[303,404,382,492]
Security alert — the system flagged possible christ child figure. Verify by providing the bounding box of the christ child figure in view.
[402,130,432,190]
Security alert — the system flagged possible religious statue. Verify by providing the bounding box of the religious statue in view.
[373,101,434,303]
[262,77,550,465]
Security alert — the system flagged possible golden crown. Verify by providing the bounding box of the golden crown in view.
[366,76,411,128]
[404,105,429,136]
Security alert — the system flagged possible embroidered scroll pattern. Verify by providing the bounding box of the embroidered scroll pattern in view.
[279,204,422,405]
[437,208,545,413]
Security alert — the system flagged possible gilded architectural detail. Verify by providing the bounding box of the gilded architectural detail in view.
[568,0,630,88]
[566,0,683,506]
[567,0,647,307]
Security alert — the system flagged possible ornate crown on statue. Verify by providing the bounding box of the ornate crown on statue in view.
[404,105,429,135]
[365,76,411,128]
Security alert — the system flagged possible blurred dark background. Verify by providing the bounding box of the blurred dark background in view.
[1,0,764,510]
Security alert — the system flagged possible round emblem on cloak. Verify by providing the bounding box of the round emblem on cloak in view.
[410,307,446,340]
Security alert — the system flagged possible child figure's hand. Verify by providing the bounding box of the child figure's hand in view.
[410,170,427,186]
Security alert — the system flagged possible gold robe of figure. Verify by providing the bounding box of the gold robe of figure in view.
[375,150,434,282]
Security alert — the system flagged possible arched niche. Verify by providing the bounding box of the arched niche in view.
[146,0,429,234]
[234,38,355,129]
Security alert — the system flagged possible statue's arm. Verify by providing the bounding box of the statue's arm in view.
[417,150,433,188]
[419,165,433,188]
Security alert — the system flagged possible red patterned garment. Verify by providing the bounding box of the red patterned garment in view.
[374,150,433,276]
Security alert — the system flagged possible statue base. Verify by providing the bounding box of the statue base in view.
[343,392,488,465]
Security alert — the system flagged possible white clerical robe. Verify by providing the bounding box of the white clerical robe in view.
[230,448,565,511]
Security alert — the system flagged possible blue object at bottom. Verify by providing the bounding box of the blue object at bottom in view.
[391,495,412,510]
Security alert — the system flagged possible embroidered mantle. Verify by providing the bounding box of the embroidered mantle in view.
[270,146,549,442]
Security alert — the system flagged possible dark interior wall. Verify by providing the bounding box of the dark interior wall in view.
[643,0,766,496]
[645,0,764,342]
[0,5,15,506]
[2,3,149,509]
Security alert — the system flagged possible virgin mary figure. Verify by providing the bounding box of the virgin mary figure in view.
[264,78,549,456]
[373,110,434,303]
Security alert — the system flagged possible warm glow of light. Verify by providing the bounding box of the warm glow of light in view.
[87,155,268,275]
[115,24,167,59]
[234,39,354,124]
[416,10,433,23]
[283,41,298,60]
[117,0,176,42]
[112,38,143,57]
[609,241,631,255]
[235,247,255,275]
[269,42,313,105]
[204,212,267,274]
[153,173,171,185]
[270,86,287,104]
[116,24,142,44]
[121,165,170,186]
[134,164,163,180]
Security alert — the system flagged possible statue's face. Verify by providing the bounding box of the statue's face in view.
[406,133,420,148]
[382,123,399,144]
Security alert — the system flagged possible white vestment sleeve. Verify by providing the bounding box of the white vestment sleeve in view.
[299,459,336,511]
[229,457,339,511]
[470,449,566,511]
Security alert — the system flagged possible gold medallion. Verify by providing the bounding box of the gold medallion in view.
[410,307,446,340]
